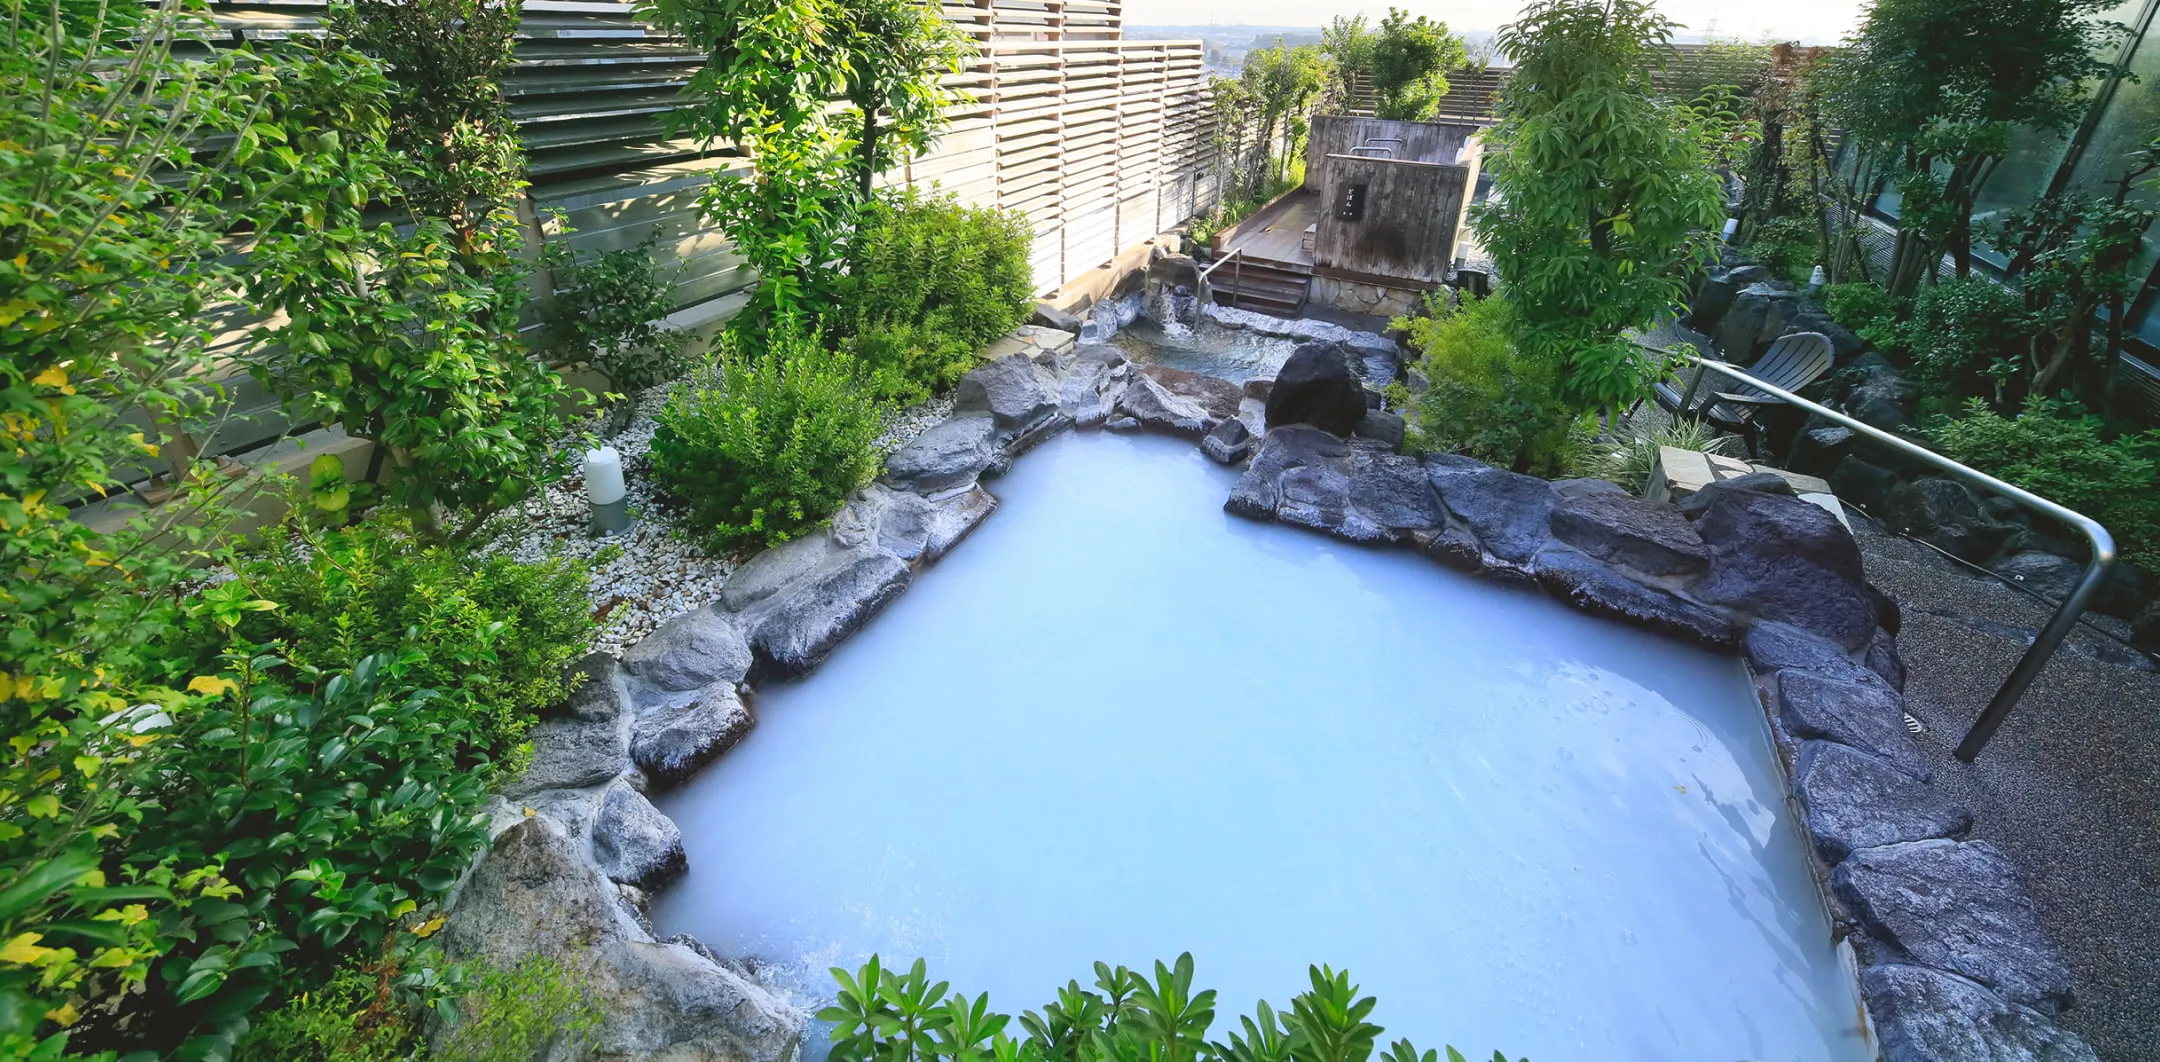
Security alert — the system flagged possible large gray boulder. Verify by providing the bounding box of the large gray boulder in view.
[1776,667,1930,780]
[744,550,912,676]
[720,533,836,612]
[1712,282,1802,361]
[1140,365,1243,419]
[1691,485,1881,649]
[883,413,999,493]
[1832,840,2075,1011]
[832,483,997,564]
[590,781,687,889]
[444,818,805,1062]
[1263,343,1366,435]
[1225,429,1439,544]
[1425,456,1556,565]
[1060,348,1125,426]
[1793,741,1970,860]
[1883,477,2014,563]
[1747,621,1897,692]
[510,713,630,796]
[1531,547,1740,650]
[1347,452,1442,533]
[956,354,1059,436]
[1548,491,1711,577]
[1115,372,1215,438]
[563,653,631,723]
[621,608,752,694]
[1862,964,2099,1062]
[1200,417,1256,465]
[630,683,754,788]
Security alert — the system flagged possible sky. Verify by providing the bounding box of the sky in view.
[1121,0,1871,44]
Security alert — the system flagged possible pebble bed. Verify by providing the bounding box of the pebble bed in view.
[481,383,954,656]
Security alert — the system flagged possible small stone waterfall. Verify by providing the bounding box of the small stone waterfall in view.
[1139,252,1208,332]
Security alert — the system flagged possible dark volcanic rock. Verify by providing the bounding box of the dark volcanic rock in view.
[1794,741,1971,860]
[1862,964,2099,1062]
[1115,372,1216,437]
[1200,417,1256,465]
[629,683,754,788]
[1832,840,2076,1011]
[1776,667,1929,779]
[1263,343,1366,435]
[1347,452,1442,534]
[1829,455,1904,512]
[1140,364,1243,419]
[1425,457,1556,565]
[1713,282,1803,361]
[1227,427,1344,521]
[590,781,687,889]
[1867,627,1908,690]
[621,607,752,693]
[1748,621,1894,689]
[1674,472,1795,519]
[1549,491,1711,577]
[744,551,912,677]
[1692,486,1880,649]
[956,353,1059,435]
[1883,477,2014,562]
[1420,525,1484,573]
[1531,547,1740,649]
[1353,409,1406,450]
[883,413,1000,493]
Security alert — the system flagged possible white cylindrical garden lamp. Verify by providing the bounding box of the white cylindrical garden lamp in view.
[584,446,634,536]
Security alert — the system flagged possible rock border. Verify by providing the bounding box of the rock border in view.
[450,333,2096,1062]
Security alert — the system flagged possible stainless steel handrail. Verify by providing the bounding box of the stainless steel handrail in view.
[1198,245,1247,311]
[1672,353,2116,762]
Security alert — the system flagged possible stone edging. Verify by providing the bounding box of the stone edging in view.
[445,335,2096,1062]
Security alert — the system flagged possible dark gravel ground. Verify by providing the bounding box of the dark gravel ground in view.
[1852,514,2160,1062]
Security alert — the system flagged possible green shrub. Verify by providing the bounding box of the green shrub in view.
[118,652,493,1055]
[1903,276,2031,392]
[821,953,1523,1062]
[542,229,691,395]
[237,951,602,1062]
[1745,215,1821,284]
[846,189,1035,403]
[1821,281,1906,355]
[211,513,593,767]
[1571,417,1737,492]
[1930,396,2160,567]
[1394,294,1579,474]
[651,324,889,551]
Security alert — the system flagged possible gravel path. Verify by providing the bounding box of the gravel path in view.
[481,382,951,656]
[1852,514,2160,1061]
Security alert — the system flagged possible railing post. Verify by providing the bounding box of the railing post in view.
[1670,353,2116,761]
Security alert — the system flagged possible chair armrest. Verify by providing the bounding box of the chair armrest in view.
[1712,391,1782,406]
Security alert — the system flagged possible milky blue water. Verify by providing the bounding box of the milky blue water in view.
[652,431,1871,1062]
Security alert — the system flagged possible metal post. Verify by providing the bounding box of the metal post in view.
[1671,353,2116,761]
[1232,251,1242,311]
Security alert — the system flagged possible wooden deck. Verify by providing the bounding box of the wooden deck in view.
[1219,189,1319,266]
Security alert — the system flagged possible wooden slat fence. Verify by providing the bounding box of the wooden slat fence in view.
[171,0,1215,462]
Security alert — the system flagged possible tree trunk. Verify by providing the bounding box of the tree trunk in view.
[857,110,880,201]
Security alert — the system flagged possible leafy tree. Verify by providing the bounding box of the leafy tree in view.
[0,1,388,1054]
[1367,9,1467,121]
[326,0,525,255]
[1320,15,1375,109]
[1472,0,1727,409]
[246,7,570,541]
[1240,43,1331,186]
[1822,0,2129,295]
[639,0,969,329]
[839,0,974,199]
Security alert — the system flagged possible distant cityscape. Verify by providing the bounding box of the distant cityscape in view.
[1122,23,1815,77]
